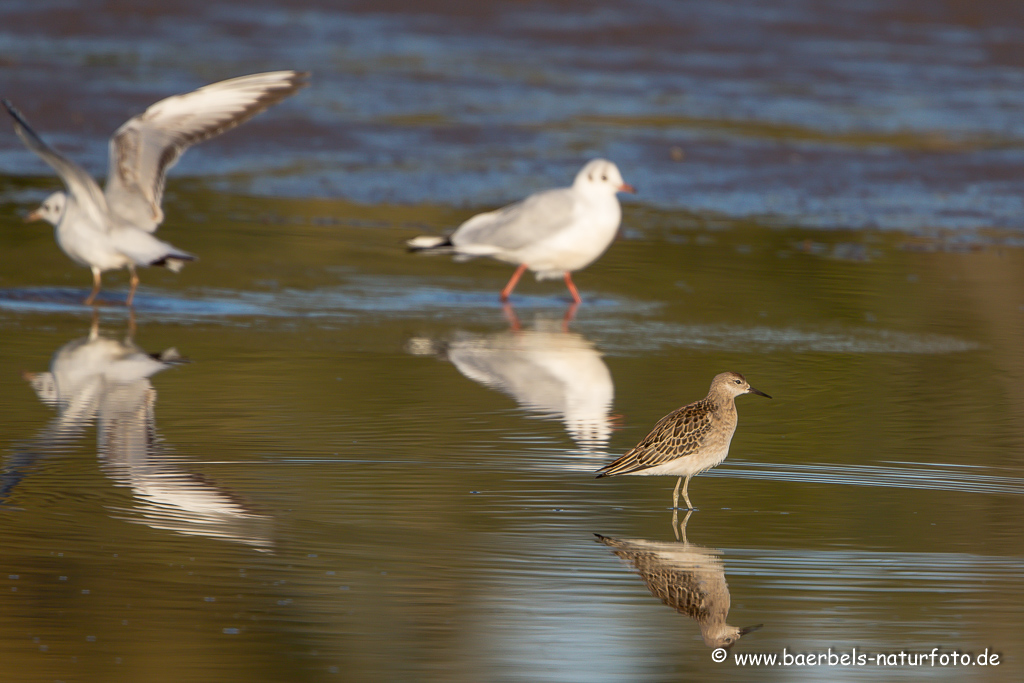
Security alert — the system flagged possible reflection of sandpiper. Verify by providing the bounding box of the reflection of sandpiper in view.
[595,514,761,649]
[406,310,615,452]
[596,372,770,510]
[13,317,273,549]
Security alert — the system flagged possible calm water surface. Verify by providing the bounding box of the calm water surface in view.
[1,1,1024,682]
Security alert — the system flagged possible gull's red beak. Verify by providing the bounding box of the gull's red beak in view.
[619,183,636,194]
[24,209,43,223]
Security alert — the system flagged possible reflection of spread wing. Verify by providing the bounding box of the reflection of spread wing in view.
[94,357,272,549]
[105,449,275,552]
[451,188,575,253]
[104,71,309,232]
[597,399,714,476]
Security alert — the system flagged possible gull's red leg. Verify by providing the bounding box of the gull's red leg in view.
[502,302,522,331]
[500,263,528,301]
[126,265,140,308]
[563,272,582,305]
[84,267,102,307]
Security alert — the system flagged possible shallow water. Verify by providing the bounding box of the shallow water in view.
[1,1,1024,681]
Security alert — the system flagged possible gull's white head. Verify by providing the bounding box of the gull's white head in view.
[25,191,67,225]
[23,370,58,406]
[573,159,636,196]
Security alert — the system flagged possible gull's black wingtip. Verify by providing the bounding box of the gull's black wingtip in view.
[2,99,32,131]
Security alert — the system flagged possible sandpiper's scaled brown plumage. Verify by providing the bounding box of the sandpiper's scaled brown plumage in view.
[595,372,770,510]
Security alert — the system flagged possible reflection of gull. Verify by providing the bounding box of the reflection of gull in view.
[24,319,183,438]
[408,159,635,304]
[3,71,308,306]
[407,316,614,451]
[595,516,761,649]
[14,319,273,549]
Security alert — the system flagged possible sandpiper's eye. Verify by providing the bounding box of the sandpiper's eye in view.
[734,379,742,384]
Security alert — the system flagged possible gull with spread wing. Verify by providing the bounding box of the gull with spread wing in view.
[3,71,309,306]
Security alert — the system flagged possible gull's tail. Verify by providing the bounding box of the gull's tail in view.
[406,235,454,253]
[152,253,197,272]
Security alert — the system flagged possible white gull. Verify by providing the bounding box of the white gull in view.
[408,159,634,304]
[3,70,309,306]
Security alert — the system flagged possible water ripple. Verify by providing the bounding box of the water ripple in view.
[708,459,1024,496]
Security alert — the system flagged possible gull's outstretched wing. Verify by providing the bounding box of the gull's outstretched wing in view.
[3,99,109,221]
[104,70,309,232]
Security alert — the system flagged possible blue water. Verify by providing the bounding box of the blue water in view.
[4,0,1024,232]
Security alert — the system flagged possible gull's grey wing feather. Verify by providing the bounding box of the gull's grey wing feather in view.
[104,71,310,232]
[3,99,108,219]
[451,187,576,253]
[597,400,715,476]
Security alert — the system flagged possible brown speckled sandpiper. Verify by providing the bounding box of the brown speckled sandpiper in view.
[596,372,770,510]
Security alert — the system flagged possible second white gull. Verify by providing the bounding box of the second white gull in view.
[408,159,634,304]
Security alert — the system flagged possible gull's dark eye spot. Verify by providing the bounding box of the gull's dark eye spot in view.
[601,174,607,181]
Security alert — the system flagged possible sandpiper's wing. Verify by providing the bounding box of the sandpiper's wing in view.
[3,99,108,220]
[103,71,309,232]
[451,186,577,254]
[596,399,715,476]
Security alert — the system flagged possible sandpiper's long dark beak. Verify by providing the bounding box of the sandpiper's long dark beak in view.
[748,386,771,399]
[739,624,764,637]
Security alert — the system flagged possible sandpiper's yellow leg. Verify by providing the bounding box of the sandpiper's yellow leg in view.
[681,474,694,510]
[671,508,694,541]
